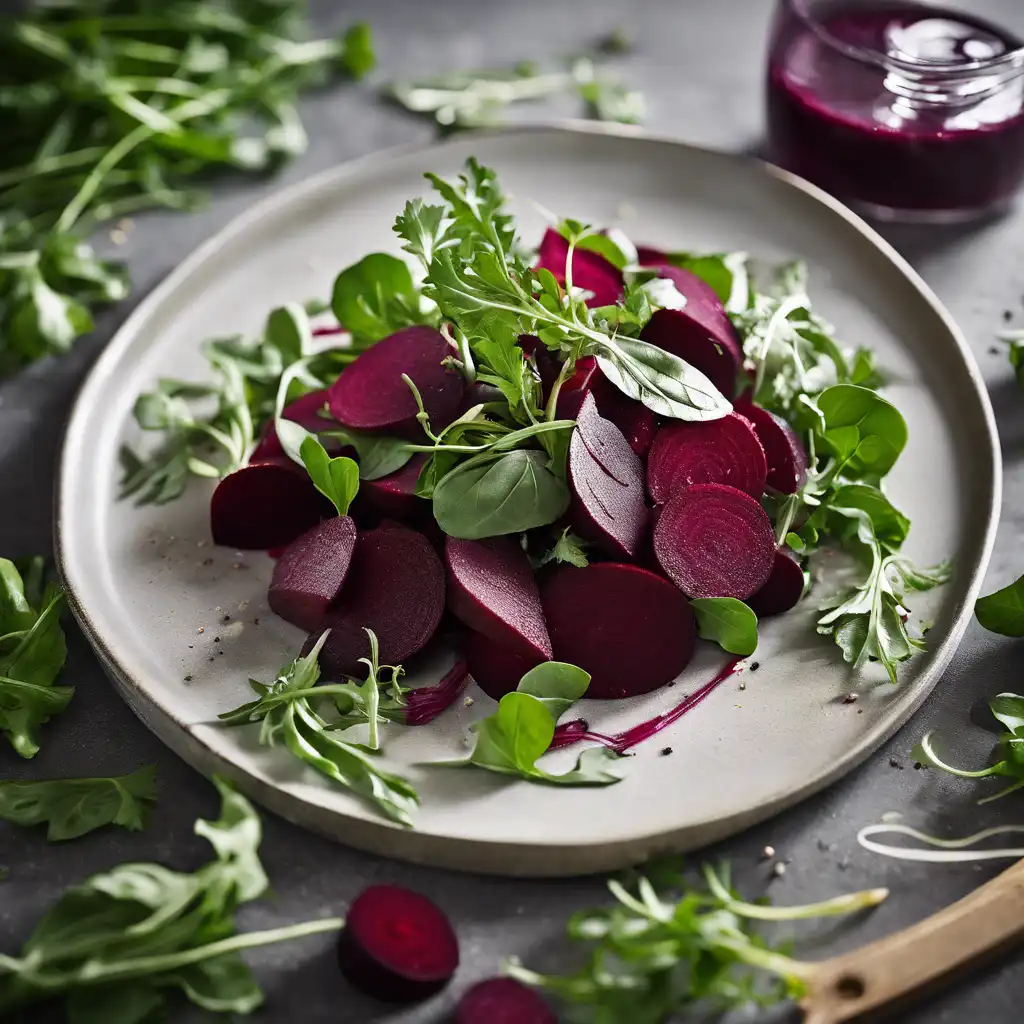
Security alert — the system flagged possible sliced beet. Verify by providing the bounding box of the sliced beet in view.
[446,536,552,662]
[636,244,669,265]
[606,396,658,458]
[314,522,445,677]
[568,394,648,560]
[210,457,331,550]
[465,631,544,702]
[748,549,806,617]
[252,388,335,462]
[555,355,602,420]
[337,884,459,1003]
[736,401,808,494]
[359,454,430,522]
[328,326,464,436]
[457,979,556,1024]
[268,516,357,630]
[646,413,767,504]
[541,563,696,699]
[536,228,623,307]
[654,483,775,599]
[639,268,742,399]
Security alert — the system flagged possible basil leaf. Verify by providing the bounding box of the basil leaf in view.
[433,449,570,539]
[298,436,358,517]
[816,384,907,477]
[331,252,423,344]
[976,574,1024,637]
[690,598,759,656]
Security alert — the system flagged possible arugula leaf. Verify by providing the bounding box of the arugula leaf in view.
[691,598,759,656]
[0,766,157,841]
[0,778,343,1021]
[330,252,429,344]
[298,436,359,517]
[976,574,1024,636]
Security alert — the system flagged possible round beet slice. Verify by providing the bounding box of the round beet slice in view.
[457,978,556,1024]
[252,388,336,462]
[748,549,806,617]
[647,413,768,504]
[268,516,357,631]
[446,536,552,662]
[337,884,459,1003]
[328,326,464,436]
[464,630,544,701]
[314,523,445,677]
[541,563,696,699]
[210,458,332,550]
[359,453,430,522]
[654,483,775,600]
[736,401,808,494]
[536,228,623,307]
[569,394,648,560]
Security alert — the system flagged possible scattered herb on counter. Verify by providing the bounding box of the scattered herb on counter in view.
[975,574,1024,637]
[0,2,375,375]
[0,777,343,1021]
[0,765,157,841]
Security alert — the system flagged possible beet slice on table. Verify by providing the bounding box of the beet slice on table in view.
[337,884,459,1003]
[328,326,464,436]
[736,401,808,494]
[568,394,648,560]
[646,412,768,504]
[536,228,623,307]
[446,536,552,662]
[748,549,806,617]
[268,516,357,631]
[210,457,332,550]
[654,483,775,600]
[312,522,445,677]
[541,563,696,699]
[457,978,556,1024]
[464,630,545,701]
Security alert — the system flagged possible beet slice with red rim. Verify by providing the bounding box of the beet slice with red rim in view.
[536,228,623,307]
[647,413,767,504]
[252,388,336,462]
[359,453,430,523]
[446,536,552,662]
[337,884,459,1003]
[568,394,648,560]
[748,549,806,617]
[465,630,544,701]
[268,516,357,630]
[210,457,331,550]
[457,979,556,1024]
[736,401,808,494]
[541,563,696,699]
[654,483,775,599]
[313,522,445,677]
[328,326,464,436]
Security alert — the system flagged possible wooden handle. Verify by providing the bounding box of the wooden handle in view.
[800,858,1024,1024]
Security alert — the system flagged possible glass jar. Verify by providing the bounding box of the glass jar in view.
[766,0,1024,222]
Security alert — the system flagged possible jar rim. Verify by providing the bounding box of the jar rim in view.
[782,0,1024,76]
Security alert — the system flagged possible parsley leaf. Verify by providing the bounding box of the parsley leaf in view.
[536,528,591,569]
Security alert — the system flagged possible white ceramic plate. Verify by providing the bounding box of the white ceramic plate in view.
[57,125,1000,877]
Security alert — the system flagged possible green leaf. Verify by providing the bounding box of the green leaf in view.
[0,678,75,759]
[10,267,93,360]
[432,449,570,539]
[331,252,423,344]
[265,303,311,366]
[65,983,165,1024]
[976,574,1024,637]
[691,598,759,656]
[299,435,359,516]
[325,428,414,481]
[0,766,157,841]
[0,558,36,636]
[817,384,908,478]
[537,528,590,569]
[517,662,592,721]
[990,693,1024,736]
[340,22,376,80]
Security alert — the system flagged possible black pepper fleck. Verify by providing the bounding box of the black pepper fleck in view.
[208,656,215,662]
[218,650,224,656]
[183,675,192,682]
[889,757,904,770]
[989,346,1002,355]
[1004,309,1014,322]
[660,746,673,756]
[749,661,760,672]
[253,618,260,626]
[914,761,923,770]
[221,614,231,623]
[212,636,221,644]
[842,693,858,704]
[202,558,214,566]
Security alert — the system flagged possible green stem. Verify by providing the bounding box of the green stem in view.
[0,148,107,191]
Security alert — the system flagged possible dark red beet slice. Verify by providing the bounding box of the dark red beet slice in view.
[314,523,445,677]
[457,979,556,1024]
[446,537,552,662]
[252,388,335,462]
[608,397,658,458]
[748,549,805,617]
[536,228,623,307]
[541,563,696,699]
[337,884,459,1003]
[268,516,357,630]
[569,394,648,560]
[210,457,331,550]
[328,326,464,436]
[654,483,775,599]
[465,630,544,701]
[639,268,742,399]
[359,454,429,522]
[636,244,669,265]
[646,413,767,504]
[736,402,807,494]
[555,355,601,420]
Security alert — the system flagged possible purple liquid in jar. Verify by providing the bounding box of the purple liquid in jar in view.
[767,2,1024,217]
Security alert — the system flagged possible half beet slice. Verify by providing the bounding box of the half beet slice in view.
[359,453,430,523]
[210,457,332,550]
[654,483,775,599]
[251,388,336,462]
[446,536,552,662]
[328,326,465,436]
[541,563,696,699]
[748,549,806,617]
[536,228,623,307]
[457,979,556,1024]
[337,884,459,1002]
[464,630,545,702]
[313,522,445,677]
[268,516,357,631]
[569,394,648,560]
[647,412,768,504]
[736,401,808,494]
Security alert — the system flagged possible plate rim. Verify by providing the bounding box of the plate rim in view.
[55,121,1003,876]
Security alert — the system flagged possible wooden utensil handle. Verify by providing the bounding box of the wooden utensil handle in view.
[801,858,1024,1024]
